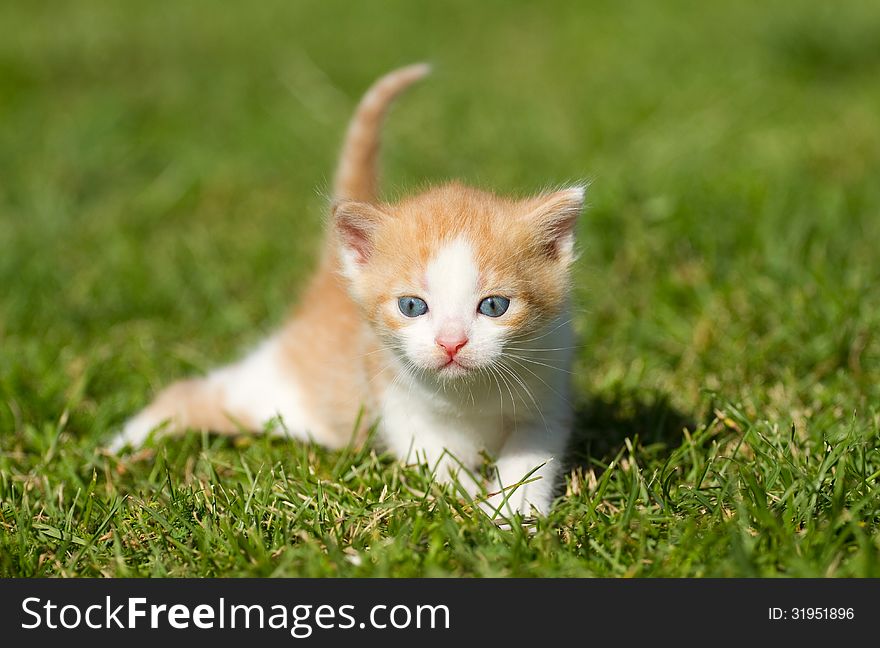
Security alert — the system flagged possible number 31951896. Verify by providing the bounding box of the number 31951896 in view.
[769,607,854,621]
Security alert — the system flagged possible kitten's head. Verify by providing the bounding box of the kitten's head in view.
[333,183,584,379]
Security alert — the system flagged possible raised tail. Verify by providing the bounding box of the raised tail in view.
[333,63,431,203]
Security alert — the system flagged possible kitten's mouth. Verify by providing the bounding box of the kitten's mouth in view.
[438,357,471,374]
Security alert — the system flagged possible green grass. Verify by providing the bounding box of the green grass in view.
[2,0,880,577]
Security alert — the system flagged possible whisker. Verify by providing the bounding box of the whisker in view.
[503,355,574,410]
[496,360,549,434]
[507,317,573,345]
[504,345,585,353]
[356,341,405,360]
[486,364,505,415]
[365,352,406,389]
[504,353,576,375]
[496,365,519,437]
[489,361,516,419]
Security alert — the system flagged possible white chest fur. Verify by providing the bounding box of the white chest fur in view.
[377,313,574,514]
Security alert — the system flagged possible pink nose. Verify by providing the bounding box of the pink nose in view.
[436,335,468,358]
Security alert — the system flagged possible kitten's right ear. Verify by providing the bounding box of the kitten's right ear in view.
[332,200,387,267]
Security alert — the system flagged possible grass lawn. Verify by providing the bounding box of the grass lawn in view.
[1,0,879,577]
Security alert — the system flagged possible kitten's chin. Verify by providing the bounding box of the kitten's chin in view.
[437,361,470,378]
[402,353,479,380]
[431,357,479,379]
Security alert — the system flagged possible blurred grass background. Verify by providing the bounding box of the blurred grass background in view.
[1,0,879,576]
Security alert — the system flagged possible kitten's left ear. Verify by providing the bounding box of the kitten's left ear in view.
[523,186,585,261]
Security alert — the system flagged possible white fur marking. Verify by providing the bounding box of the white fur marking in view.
[209,336,316,440]
[424,236,480,317]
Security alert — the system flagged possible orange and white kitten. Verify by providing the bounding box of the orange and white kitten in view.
[111,64,584,517]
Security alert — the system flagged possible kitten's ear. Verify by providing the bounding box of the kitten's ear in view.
[523,186,585,261]
[332,200,387,267]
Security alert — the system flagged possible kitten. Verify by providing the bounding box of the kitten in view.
[110,63,584,517]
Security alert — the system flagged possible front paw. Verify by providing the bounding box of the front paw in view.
[106,411,168,454]
[479,476,554,520]
[479,488,534,519]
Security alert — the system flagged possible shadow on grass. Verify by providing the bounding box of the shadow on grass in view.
[565,390,699,473]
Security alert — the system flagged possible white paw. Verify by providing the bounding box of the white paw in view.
[479,484,548,520]
[106,412,167,454]
[480,490,524,519]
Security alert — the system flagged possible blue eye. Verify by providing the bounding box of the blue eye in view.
[478,296,510,317]
[398,296,428,317]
